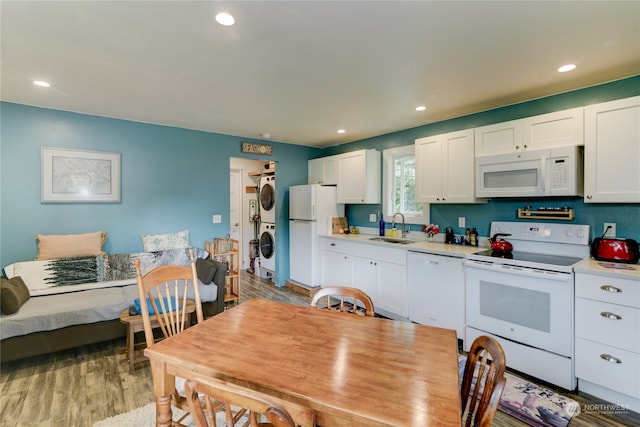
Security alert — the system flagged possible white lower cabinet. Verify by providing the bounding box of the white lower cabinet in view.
[575,271,640,412]
[320,237,408,319]
[407,251,465,341]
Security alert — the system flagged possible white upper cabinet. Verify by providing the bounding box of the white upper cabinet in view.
[415,135,442,201]
[474,107,584,157]
[474,119,522,156]
[584,96,640,203]
[522,107,584,150]
[308,155,338,185]
[416,129,481,203]
[336,149,381,204]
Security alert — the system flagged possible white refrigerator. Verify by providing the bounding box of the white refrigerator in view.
[289,184,344,288]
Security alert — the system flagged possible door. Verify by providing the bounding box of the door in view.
[321,250,352,287]
[465,261,573,356]
[289,220,315,286]
[415,135,442,202]
[442,129,475,203]
[337,151,366,203]
[351,256,379,307]
[229,170,241,242]
[289,185,315,220]
[522,107,584,150]
[584,96,640,203]
[474,119,521,156]
[376,260,408,318]
[408,252,464,338]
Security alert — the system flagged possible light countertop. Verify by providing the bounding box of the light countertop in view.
[574,258,640,280]
[320,233,483,257]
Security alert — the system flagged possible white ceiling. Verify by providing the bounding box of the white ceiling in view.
[1,1,639,148]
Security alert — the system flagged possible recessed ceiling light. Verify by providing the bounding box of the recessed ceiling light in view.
[558,64,576,73]
[215,12,235,26]
[337,129,346,134]
[33,80,50,87]
[416,105,427,111]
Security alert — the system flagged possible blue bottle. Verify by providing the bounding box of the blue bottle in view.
[379,213,385,236]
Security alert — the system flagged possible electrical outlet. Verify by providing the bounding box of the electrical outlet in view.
[212,214,222,224]
[369,214,377,222]
[458,217,466,228]
[603,223,616,238]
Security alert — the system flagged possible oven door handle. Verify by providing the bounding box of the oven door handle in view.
[465,259,572,282]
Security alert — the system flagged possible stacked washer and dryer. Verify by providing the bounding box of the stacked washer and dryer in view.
[258,174,276,277]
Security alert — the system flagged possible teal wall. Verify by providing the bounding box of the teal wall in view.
[319,76,640,242]
[0,103,319,285]
[2,76,639,286]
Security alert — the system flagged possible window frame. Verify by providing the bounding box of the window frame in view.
[382,145,429,225]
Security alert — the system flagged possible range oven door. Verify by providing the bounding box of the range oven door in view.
[465,259,574,357]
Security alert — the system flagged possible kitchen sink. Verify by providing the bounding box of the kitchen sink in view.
[368,237,417,245]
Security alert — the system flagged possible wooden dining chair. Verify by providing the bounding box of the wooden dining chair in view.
[185,378,317,427]
[134,248,226,426]
[310,286,375,316]
[460,335,507,427]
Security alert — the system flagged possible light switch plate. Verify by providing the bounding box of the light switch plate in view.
[212,214,222,224]
[458,217,466,228]
[369,214,377,222]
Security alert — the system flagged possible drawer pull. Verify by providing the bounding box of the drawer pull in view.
[600,311,622,320]
[600,354,622,364]
[600,285,622,293]
[331,243,336,246]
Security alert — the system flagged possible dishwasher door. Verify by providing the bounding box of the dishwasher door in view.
[407,251,465,341]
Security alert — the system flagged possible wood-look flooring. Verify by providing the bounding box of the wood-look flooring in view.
[1,272,638,427]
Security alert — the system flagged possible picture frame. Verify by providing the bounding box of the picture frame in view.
[41,147,121,202]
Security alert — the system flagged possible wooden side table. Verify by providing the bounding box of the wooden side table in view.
[119,300,196,373]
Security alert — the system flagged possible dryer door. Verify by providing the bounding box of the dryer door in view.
[260,179,275,212]
[260,230,274,259]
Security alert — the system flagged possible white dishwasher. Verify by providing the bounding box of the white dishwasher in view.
[407,251,465,341]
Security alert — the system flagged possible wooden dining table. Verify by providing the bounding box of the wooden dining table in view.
[144,298,462,427]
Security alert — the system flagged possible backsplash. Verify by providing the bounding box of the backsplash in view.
[347,197,640,242]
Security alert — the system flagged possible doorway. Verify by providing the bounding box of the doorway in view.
[229,158,266,271]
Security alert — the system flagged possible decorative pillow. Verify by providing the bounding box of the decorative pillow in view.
[35,231,107,260]
[196,258,218,284]
[1,276,31,314]
[141,229,190,252]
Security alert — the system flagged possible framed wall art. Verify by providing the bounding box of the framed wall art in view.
[41,147,121,202]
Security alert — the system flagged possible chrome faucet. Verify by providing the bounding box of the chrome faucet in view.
[391,213,407,238]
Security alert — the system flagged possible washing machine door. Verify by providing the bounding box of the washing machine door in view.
[260,230,274,259]
[260,179,275,212]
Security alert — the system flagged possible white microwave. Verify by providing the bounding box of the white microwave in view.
[476,146,583,198]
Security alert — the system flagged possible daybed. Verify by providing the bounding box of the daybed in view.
[1,247,226,363]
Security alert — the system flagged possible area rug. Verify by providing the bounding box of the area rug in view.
[93,402,250,427]
[458,355,581,427]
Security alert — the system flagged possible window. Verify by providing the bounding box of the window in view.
[382,145,429,225]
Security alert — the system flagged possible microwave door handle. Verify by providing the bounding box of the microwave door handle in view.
[540,157,547,194]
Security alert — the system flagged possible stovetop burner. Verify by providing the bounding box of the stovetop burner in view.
[474,249,583,267]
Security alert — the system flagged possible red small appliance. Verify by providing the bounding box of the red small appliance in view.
[591,237,640,264]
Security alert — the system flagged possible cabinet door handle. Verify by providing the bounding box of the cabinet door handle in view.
[331,243,336,246]
[600,285,622,293]
[428,260,439,265]
[600,354,622,364]
[600,311,622,320]
[586,195,593,200]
